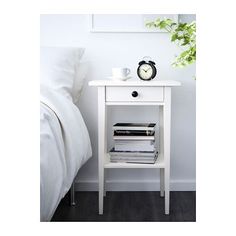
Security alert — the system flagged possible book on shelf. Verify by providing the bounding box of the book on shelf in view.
[113,123,156,131]
[114,140,155,152]
[113,130,155,136]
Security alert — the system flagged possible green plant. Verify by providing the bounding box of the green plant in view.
[146,18,196,68]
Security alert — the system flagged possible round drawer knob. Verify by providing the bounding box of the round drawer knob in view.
[132,91,138,97]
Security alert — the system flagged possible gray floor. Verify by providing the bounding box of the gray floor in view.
[51,191,196,222]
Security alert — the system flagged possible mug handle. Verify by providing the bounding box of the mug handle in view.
[126,68,131,75]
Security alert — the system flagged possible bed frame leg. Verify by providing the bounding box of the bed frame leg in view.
[70,181,76,206]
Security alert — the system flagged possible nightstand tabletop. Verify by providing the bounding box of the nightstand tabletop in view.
[89,80,181,87]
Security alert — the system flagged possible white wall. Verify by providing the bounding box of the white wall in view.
[40,14,196,191]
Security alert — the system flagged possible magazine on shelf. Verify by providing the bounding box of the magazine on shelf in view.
[113,123,156,131]
[110,156,156,161]
[111,159,156,164]
[113,135,155,141]
[115,143,155,152]
[114,140,155,151]
[109,148,157,157]
[110,153,158,164]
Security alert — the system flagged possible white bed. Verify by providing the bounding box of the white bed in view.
[40,47,92,221]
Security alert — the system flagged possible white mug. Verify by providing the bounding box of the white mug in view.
[112,68,131,79]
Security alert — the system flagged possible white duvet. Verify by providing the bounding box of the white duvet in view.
[40,86,92,221]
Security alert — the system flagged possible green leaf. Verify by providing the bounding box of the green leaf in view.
[181,40,189,46]
[171,33,178,42]
[180,50,189,57]
[164,18,173,25]
[159,21,167,29]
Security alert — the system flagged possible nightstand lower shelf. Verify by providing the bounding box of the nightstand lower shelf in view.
[104,153,165,169]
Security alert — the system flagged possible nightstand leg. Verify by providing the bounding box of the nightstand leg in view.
[98,87,106,215]
[160,168,165,197]
[99,165,104,214]
[159,106,164,197]
[164,87,171,215]
[164,168,170,215]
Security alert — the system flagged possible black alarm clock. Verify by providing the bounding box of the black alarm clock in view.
[137,57,157,80]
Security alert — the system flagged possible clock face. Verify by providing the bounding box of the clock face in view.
[138,63,153,80]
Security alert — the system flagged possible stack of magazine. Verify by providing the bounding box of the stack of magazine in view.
[109,123,158,164]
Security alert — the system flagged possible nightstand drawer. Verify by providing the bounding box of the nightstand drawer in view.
[106,86,164,102]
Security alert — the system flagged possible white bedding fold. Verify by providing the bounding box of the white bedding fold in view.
[40,86,92,221]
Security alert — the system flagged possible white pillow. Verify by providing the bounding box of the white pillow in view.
[40,46,87,102]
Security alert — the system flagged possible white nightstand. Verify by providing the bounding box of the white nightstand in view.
[89,80,181,215]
